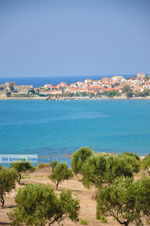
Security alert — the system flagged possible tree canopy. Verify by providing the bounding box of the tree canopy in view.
[82,154,107,188]
[119,152,140,161]
[105,156,133,184]
[0,168,18,207]
[49,162,73,190]
[141,154,150,170]
[49,160,58,172]
[97,177,150,226]
[81,155,133,188]
[10,162,35,184]
[71,147,94,174]
[117,154,140,173]
[8,184,80,226]
[135,177,150,222]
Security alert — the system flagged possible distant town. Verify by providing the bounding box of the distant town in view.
[0,73,150,99]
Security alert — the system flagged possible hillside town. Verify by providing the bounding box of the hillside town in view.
[0,73,150,99]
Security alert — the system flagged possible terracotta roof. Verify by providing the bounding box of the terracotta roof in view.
[102,88,118,92]
[87,90,98,93]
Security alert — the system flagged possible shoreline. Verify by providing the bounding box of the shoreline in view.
[0,96,150,100]
[64,153,145,159]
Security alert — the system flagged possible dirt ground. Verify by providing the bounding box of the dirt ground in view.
[0,167,121,226]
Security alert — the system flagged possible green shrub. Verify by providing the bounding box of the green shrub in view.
[37,163,49,169]
[97,216,107,222]
[80,219,88,225]
[21,174,30,179]
[100,217,107,223]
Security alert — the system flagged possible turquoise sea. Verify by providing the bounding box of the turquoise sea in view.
[0,99,150,165]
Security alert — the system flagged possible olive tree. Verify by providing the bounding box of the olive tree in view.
[119,152,140,161]
[0,168,18,207]
[118,153,140,173]
[97,177,138,226]
[105,156,133,184]
[49,162,73,190]
[141,154,150,170]
[10,162,35,184]
[81,155,133,189]
[71,147,94,174]
[82,154,107,188]
[134,177,150,222]
[97,177,150,226]
[49,160,58,172]
[8,184,80,226]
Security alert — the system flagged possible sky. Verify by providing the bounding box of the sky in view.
[0,0,149,77]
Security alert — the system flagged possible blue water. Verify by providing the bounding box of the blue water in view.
[0,75,133,87]
[0,99,150,165]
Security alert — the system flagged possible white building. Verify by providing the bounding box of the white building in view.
[137,73,145,78]
[111,76,124,82]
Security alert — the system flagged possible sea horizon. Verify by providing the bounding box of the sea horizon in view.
[0,74,137,88]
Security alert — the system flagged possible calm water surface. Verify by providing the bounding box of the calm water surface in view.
[0,99,150,165]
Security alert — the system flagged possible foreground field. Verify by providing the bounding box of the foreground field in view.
[0,167,121,226]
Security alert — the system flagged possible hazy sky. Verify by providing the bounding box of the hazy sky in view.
[0,0,149,77]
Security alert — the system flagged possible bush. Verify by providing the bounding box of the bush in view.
[37,163,50,169]
[97,216,107,223]
[80,219,88,225]
[8,184,80,226]
[21,174,30,179]
[101,218,107,223]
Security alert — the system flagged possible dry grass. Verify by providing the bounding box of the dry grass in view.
[0,167,120,226]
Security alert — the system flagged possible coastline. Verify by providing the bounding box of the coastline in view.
[64,153,145,160]
[0,96,150,100]
[1,74,150,100]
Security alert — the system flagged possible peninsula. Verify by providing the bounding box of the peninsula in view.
[0,73,150,100]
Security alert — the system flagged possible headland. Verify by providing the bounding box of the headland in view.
[0,73,150,100]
